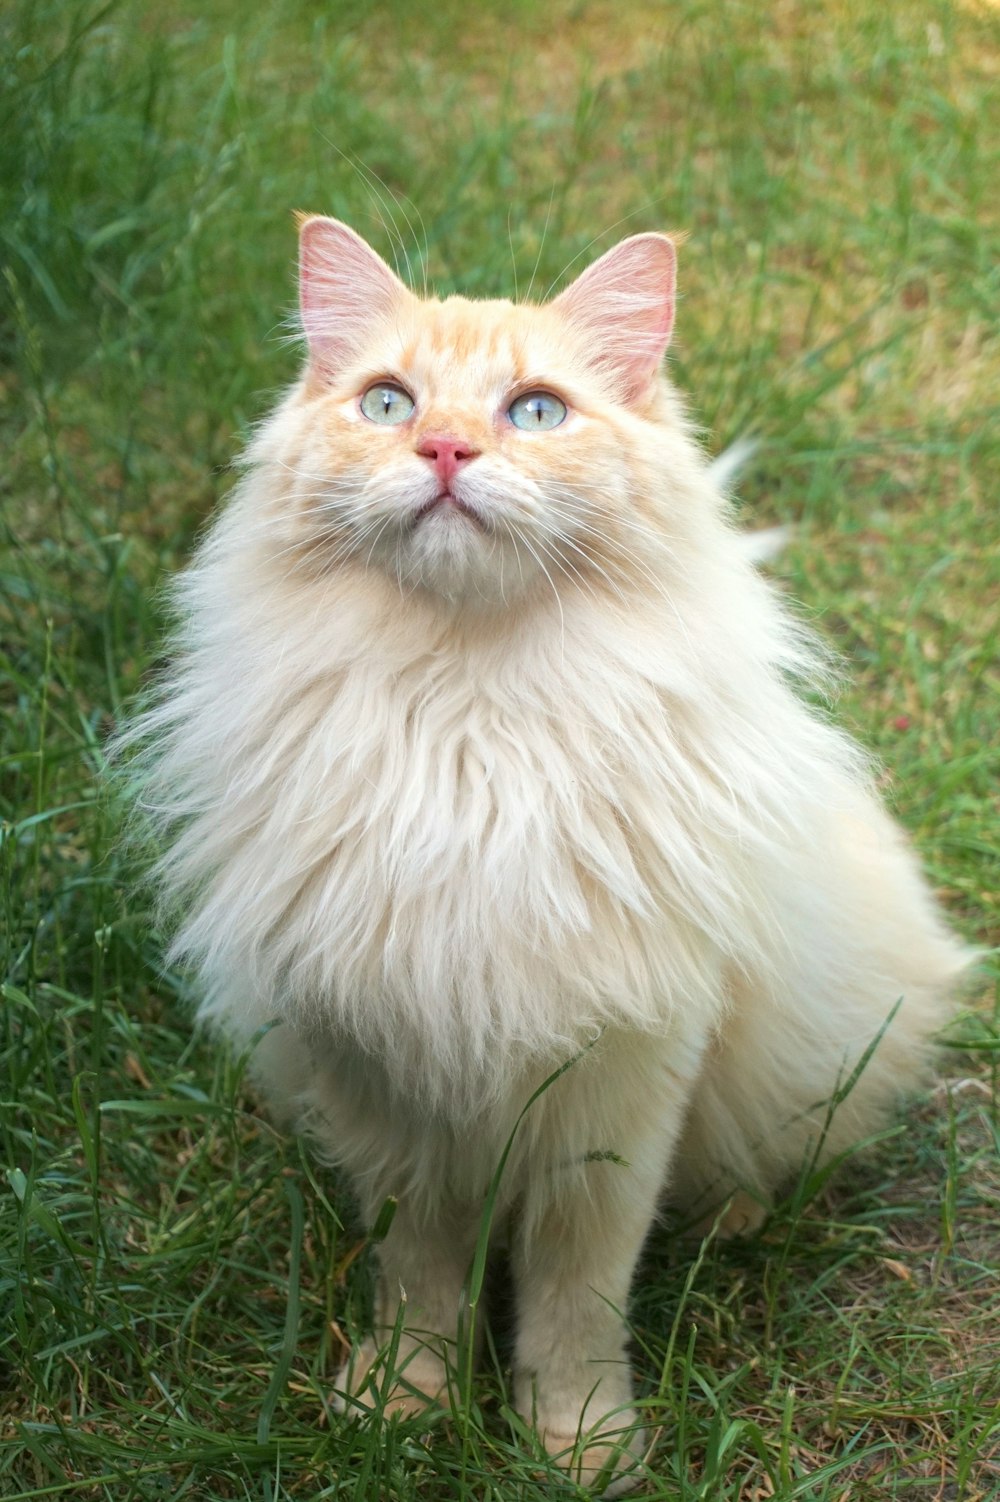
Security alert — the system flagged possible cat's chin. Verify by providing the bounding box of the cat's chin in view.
[387,512,529,607]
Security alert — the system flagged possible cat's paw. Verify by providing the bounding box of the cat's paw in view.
[332,1337,450,1419]
[539,1409,645,1497]
[689,1188,768,1240]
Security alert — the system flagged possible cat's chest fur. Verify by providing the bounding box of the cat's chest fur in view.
[172,566,772,1097]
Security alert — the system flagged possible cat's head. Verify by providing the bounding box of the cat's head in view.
[276,215,682,605]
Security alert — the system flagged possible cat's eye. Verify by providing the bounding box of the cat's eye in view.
[508,391,567,432]
[360,383,415,425]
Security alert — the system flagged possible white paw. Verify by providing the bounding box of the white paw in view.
[332,1336,450,1418]
[538,1407,645,1496]
[689,1188,768,1239]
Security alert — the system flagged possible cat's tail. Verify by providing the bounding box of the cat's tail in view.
[708,435,760,494]
[739,525,793,565]
[669,795,976,1228]
[709,437,794,566]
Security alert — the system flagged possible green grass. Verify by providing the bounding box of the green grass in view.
[2,0,999,1496]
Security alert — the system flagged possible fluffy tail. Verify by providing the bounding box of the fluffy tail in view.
[709,437,794,567]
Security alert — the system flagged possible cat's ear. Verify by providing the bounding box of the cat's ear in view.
[551,234,676,403]
[297,215,410,378]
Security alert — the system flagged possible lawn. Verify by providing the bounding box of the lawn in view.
[2,0,998,1497]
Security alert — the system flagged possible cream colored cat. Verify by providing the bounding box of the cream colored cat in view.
[132,216,972,1494]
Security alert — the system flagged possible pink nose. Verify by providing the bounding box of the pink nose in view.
[416,434,480,486]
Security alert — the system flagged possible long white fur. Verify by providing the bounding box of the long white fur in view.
[125,219,973,1493]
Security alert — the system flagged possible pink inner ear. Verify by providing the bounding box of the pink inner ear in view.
[551,234,676,402]
[298,217,408,377]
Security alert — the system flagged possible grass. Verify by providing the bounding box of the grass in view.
[2,0,999,1496]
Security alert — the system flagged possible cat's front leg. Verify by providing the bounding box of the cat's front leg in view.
[513,1029,708,1496]
[336,1196,476,1419]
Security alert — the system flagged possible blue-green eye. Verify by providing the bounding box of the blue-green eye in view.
[360,383,415,424]
[508,391,567,432]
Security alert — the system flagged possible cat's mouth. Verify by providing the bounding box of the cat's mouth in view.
[412,491,487,529]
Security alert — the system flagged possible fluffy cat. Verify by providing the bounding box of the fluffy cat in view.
[130,216,972,1494]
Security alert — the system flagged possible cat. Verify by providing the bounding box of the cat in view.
[128,215,973,1495]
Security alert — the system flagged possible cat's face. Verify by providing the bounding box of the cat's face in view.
[283,218,677,605]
